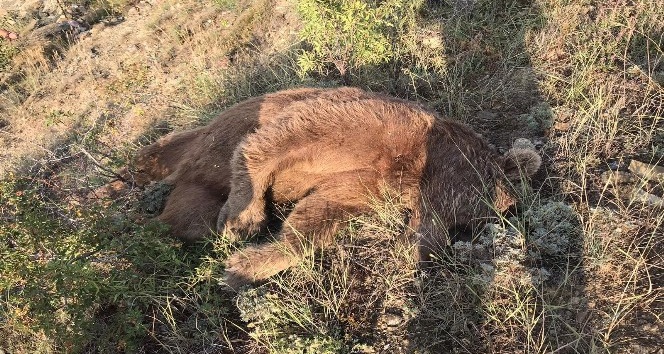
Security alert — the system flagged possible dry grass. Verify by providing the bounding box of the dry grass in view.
[0,0,662,353]
[0,0,299,176]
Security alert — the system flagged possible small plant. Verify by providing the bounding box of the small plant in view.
[237,287,345,353]
[0,42,18,71]
[517,101,554,133]
[138,181,173,215]
[232,196,420,353]
[521,201,580,259]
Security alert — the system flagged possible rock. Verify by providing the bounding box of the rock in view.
[629,159,664,183]
[477,110,498,121]
[608,160,621,170]
[0,0,39,19]
[533,138,546,149]
[41,0,62,16]
[632,188,664,207]
[0,0,38,12]
[0,0,68,22]
[384,314,401,327]
[103,16,125,26]
[79,8,109,27]
[512,137,536,150]
[601,170,637,185]
[36,15,58,28]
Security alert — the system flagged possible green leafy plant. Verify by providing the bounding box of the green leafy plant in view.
[0,42,18,71]
[296,0,423,77]
[0,174,204,352]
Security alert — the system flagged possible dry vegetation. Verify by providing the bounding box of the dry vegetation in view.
[0,0,662,353]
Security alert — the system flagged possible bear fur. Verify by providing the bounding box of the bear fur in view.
[217,91,541,289]
[133,87,376,242]
[131,87,540,290]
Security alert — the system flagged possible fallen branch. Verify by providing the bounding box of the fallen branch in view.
[79,147,127,182]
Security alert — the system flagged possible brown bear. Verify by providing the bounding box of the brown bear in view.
[218,91,541,289]
[132,87,376,242]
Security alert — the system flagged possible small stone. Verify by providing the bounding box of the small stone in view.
[608,161,620,170]
[629,159,664,183]
[477,110,498,121]
[632,188,664,207]
[385,314,401,327]
[512,138,535,150]
[601,170,637,184]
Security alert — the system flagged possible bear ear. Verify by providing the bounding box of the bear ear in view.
[502,147,542,181]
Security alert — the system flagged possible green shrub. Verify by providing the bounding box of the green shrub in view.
[296,0,423,76]
[0,174,205,352]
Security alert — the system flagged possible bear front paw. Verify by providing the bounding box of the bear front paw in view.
[221,268,253,291]
[221,244,297,291]
[222,250,260,291]
[219,207,266,240]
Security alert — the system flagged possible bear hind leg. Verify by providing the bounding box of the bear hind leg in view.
[158,183,226,243]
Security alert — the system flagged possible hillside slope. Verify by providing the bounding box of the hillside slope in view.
[1,1,662,353]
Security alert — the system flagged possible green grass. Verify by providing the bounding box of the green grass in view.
[0,42,17,71]
[0,0,662,352]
